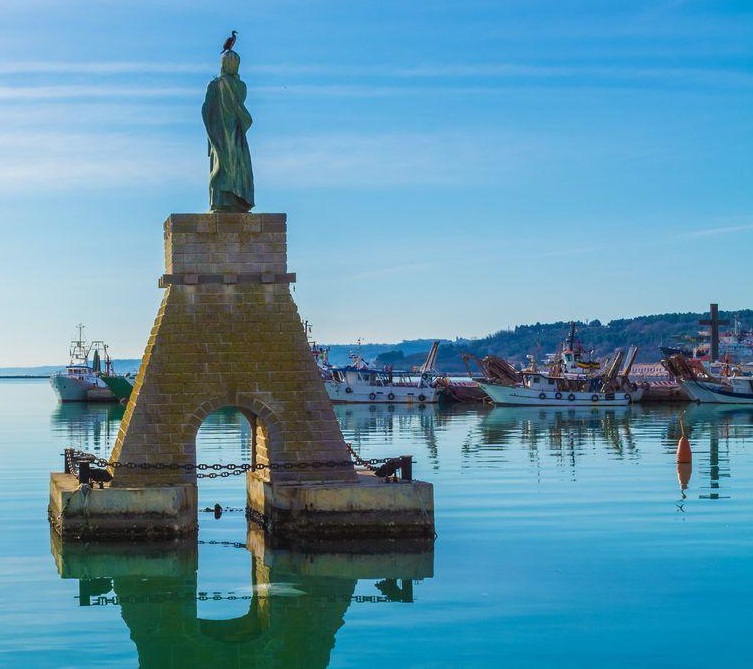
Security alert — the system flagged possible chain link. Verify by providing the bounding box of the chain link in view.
[198,538,247,547]
[66,446,393,477]
[345,442,378,471]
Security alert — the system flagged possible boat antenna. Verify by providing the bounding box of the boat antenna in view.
[103,342,113,376]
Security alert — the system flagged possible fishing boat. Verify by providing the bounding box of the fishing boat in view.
[49,325,119,402]
[324,341,442,404]
[661,354,753,404]
[629,363,690,402]
[683,376,753,404]
[467,323,644,407]
[434,377,490,403]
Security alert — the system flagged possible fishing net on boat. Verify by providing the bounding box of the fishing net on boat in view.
[461,353,521,386]
[661,354,716,381]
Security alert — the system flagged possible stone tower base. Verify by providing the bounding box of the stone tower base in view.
[247,470,435,542]
[48,212,435,542]
[49,469,435,542]
[49,473,197,541]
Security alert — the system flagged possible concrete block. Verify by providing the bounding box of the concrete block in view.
[247,470,435,540]
[49,473,198,540]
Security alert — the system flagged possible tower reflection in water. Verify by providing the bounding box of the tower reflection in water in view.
[51,530,433,669]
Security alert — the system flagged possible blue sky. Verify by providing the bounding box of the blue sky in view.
[0,1,751,365]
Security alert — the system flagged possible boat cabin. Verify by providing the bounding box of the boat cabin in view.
[331,366,411,387]
[66,365,94,381]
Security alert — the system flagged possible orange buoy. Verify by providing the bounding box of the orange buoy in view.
[676,435,692,463]
[676,416,692,464]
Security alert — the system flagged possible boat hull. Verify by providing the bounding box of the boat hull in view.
[49,375,115,402]
[478,382,642,406]
[682,379,753,404]
[324,381,439,404]
[50,375,91,402]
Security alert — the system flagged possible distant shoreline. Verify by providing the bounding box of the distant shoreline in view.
[0,375,50,379]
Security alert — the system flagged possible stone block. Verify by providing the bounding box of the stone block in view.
[246,470,435,540]
[49,473,198,540]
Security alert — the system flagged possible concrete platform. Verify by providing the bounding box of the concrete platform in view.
[49,473,198,541]
[246,470,435,541]
[50,469,434,543]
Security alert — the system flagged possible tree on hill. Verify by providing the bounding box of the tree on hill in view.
[371,309,753,373]
[375,349,405,366]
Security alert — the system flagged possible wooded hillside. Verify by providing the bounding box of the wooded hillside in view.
[372,309,753,373]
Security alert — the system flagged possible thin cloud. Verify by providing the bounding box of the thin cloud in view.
[0,61,209,75]
[0,125,545,194]
[533,245,607,259]
[0,102,198,128]
[0,60,748,91]
[258,131,539,188]
[687,221,753,238]
[1,77,746,104]
[0,85,201,100]
[0,130,202,190]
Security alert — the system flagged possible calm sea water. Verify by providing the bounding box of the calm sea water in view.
[2,378,753,668]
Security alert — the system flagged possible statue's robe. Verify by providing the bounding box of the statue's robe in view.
[202,74,254,212]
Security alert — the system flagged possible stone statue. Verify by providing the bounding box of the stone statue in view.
[202,49,254,212]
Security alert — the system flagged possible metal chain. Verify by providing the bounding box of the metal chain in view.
[198,539,247,548]
[345,442,377,472]
[66,447,391,475]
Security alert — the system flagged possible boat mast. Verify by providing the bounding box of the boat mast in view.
[69,323,89,365]
[566,321,576,351]
[103,342,113,376]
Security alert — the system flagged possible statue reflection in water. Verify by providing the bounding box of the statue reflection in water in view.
[51,529,432,669]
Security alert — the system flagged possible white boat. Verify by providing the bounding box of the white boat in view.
[471,323,644,407]
[479,380,642,406]
[324,341,442,404]
[662,354,753,404]
[681,377,753,404]
[49,324,117,402]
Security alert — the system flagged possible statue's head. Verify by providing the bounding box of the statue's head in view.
[220,50,240,75]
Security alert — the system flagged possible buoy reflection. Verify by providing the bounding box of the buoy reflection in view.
[677,462,692,499]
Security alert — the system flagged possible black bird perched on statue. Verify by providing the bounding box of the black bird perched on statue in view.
[222,30,238,52]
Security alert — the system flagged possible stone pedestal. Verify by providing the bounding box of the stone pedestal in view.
[247,470,435,542]
[49,472,197,540]
[50,212,434,541]
[110,213,354,489]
